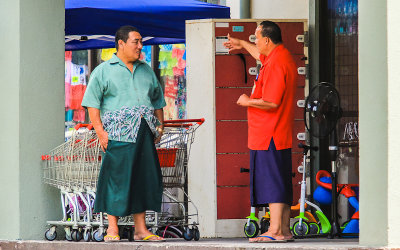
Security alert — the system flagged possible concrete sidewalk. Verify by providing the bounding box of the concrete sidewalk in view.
[0,238,378,250]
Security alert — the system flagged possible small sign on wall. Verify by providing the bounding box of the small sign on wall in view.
[297,132,306,141]
[216,36,229,55]
[249,34,256,43]
[248,67,258,76]
[298,67,306,75]
[297,100,305,108]
[232,26,244,32]
[216,22,229,28]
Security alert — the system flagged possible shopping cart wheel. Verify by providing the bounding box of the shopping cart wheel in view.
[64,227,73,241]
[83,230,91,242]
[71,229,82,242]
[44,227,57,241]
[92,229,104,242]
[182,227,193,241]
[243,220,260,238]
[192,228,200,241]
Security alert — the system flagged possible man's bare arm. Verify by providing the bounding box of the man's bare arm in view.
[236,94,278,110]
[247,98,278,110]
[223,34,260,60]
[238,39,260,60]
[154,108,164,143]
[87,107,108,152]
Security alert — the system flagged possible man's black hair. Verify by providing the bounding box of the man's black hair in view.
[259,21,283,44]
[115,25,140,50]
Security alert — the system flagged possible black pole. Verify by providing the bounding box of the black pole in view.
[328,128,340,238]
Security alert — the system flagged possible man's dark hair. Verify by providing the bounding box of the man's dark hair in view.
[115,25,140,50]
[259,21,282,44]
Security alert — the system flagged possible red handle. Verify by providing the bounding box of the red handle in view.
[74,123,94,130]
[316,170,333,190]
[41,155,51,160]
[316,170,359,194]
[164,124,192,128]
[337,184,359,188]
[163,118,205,127]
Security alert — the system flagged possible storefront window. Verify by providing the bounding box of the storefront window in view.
[158,44,187,120]
[65,50,89,140]
[330,0,359,180]
[321,0,359,181]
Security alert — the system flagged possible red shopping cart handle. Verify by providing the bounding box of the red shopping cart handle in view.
[74,123,94,130]
[164,123,193,128]
[163,118,205,127]
[41,155,51,160]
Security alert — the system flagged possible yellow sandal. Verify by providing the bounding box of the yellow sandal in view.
[104,234,120,242]
[134,234,165,242]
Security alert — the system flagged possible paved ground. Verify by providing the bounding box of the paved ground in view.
[0,237,382,250]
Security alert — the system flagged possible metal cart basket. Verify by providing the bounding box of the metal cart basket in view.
[42,119,204,242]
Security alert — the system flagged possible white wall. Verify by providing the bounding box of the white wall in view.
[225,0,240,18]
[225,0,309,19]
[0,0,64,240]
[186,20,218,237]
[252,0,308,19]
[0,0,21,239]
[359,0,400,247]
[386,0,400,247]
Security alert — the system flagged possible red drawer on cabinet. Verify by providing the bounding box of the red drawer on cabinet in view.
[276,22,305,55]
[292,120,306,153]
[291,152,303,176]
[216,121,248,153]
[293,54,306,87]
[215,54,257,87]
[216,88,251,120]
[217,186,250,219]
[217,153,250,186]
[294,87,305,120]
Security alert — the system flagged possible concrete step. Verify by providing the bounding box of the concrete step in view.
[0,238,366,250]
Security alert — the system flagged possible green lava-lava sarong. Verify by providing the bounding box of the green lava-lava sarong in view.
[94,119,163,216]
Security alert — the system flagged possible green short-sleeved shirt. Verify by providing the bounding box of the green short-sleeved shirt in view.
[81,54,166,143]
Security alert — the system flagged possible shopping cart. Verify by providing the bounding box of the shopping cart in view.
[154,118,204,241]
[42,118,204,242]
[42,124,105,242]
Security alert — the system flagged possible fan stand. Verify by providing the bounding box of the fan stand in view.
[328,128,341,238]
[305,82,357,238]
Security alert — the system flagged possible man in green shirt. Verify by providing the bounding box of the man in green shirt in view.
[82,25,166,242]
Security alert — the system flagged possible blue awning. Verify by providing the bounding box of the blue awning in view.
[65,0,230,50]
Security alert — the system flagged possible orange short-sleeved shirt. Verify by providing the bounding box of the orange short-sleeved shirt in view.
[247,45,297,150]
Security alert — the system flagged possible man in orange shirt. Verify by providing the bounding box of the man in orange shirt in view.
[224,21,297,242]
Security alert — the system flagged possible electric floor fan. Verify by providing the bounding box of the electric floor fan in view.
[304,82,343,238]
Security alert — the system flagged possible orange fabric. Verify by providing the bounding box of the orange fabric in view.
[248,45,297,150]
[73,109,86,122]
[70,85,87,110]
